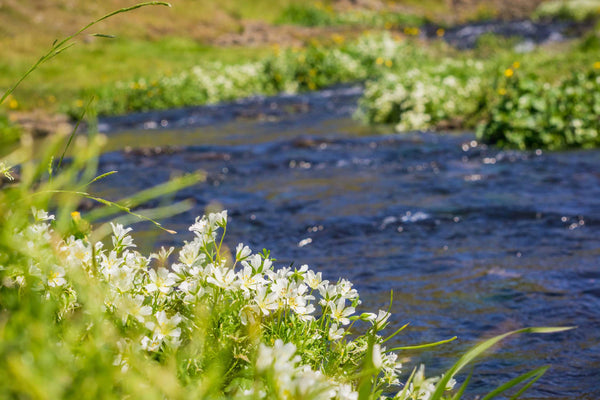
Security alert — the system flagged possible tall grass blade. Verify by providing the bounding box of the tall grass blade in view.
[430,326,574,400]
[451,369,473,400]
[481,366,549,400]
[57,97,93,172]
[388,336,457,351]
[0,2,170,104]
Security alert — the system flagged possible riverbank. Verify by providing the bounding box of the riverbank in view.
[1,0,599,149]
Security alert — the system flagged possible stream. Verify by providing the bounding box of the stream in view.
[94,85,600,399]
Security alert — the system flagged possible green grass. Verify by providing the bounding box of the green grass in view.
[0,37,271,111]
[0,4,577,399]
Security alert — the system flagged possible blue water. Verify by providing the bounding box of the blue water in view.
[95,87,600,399]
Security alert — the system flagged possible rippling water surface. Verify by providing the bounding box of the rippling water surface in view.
[95,87,600,399]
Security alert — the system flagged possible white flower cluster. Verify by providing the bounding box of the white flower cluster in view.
[3,209,455,399]
[358,59,486,132]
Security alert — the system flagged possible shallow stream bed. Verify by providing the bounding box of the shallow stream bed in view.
[95,86,600,399]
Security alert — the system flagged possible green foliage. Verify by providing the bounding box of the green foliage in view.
[477,64,600,149]
[0,5,576,398]
[276,3,427,29]
[532,0,600,22]
[277,3,336,26]
[86,32,409,115]
[0,113,21,147]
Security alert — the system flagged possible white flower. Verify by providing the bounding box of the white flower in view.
[336,279,358,301]
[369,309,391,331]
[304,269,328,290]
[146,311,182,343]
[372,344,383,369]
[256,339,300,373]
[238,265,265,294]
[318,283,337,306]
[32,208,55,222]
[329,298,355,326]
[145,267,176,294]
[328,323,344,341]
[140,335,162,352]
[110,222,135,250]
[178,241,204,268]
[118,294,152,324]
[47,266,66,287]
[189,215,210,236]
[235,243,252,261]
[254,286,278,316]
[208,210,227,227]
[100,251,123,280]
[206,266,238,290]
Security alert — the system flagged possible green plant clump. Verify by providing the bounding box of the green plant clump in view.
[478,64,600,149]
[0,3,575,399]
[532,0,600,22]
[0,113,21,147]
[276,3,427,29]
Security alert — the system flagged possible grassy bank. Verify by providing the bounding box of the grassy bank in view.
[0,4,577,399]
[1,0,599,150]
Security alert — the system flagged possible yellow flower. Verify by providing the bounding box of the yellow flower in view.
[512,61,520,69]
[594,61,600,69]
[436,28,445,37]
[385,59,393,68]
[309,68,317,77]
[384,22,393,30]
[308,82,316,90]
[76,99,84,108]
[498,88,507,95]
[376,57,384,65]
[71,211,81,223]
[331,34,345,44]
[504,68,514,78]
[8,98,18,109]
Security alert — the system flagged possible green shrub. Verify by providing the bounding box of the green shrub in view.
[276,3,427,29]
[0,5,575,399]
[276,3,336,26]
[477,64,600,149]
[532,0,600,21]
[0,113,21,147]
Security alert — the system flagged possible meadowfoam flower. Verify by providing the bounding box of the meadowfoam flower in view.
[235,243,252,261]
[329,298,355,326]
[304,269,328,290]
[328,323,344,341]
[32,207,55,222]
[100,251,123,280]
[253,286,278,316]
[118,294,152,324]
[146,310,182,345]
[206,266,238,290]
[364,309,391,331]
[110,222,135,251]
[140,334,162,352]
[238,264,266,294]
[47,266,67,287]
[177,240,204,268]
[208,210,227,228]
[318,283,337,306]
[145,267,176,294]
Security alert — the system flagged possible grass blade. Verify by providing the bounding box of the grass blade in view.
[451,369,472,400]
[388,336,457,351]
[430,326,574,400]
[481,366,549,400]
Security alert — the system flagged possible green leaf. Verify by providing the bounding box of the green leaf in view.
[481,366,549,400]
[430,326,574,400]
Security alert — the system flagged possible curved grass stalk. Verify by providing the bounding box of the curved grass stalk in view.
[0,2,171,106]
[430,326,575,400]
